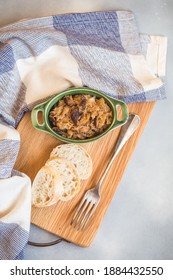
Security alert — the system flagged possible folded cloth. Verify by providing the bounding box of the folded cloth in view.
[0,10,167,259]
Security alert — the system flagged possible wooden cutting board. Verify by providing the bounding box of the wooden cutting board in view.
[15,101,155,247]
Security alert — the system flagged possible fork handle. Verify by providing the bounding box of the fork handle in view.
[97,114,140,190]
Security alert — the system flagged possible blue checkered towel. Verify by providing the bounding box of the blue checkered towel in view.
[0,11,167,259]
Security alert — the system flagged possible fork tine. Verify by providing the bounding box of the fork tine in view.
[80,203,98,230]
[71,196,88,226]
[74,201,93,230]
[73,200,89,228]
[78,202,95,230]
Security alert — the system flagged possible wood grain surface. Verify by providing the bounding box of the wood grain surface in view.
[15,101,155,247]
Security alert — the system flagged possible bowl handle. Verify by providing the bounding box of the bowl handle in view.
[31,104,47,132]
[112,99,129,128]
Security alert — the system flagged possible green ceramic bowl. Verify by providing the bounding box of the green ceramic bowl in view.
[31,87,129,144]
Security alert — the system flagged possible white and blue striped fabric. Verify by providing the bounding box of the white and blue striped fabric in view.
[0,11,167,259]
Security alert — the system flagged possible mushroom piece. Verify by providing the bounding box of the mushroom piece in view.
[71,109,83,125]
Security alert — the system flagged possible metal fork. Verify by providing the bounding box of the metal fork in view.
[71,114,140,230]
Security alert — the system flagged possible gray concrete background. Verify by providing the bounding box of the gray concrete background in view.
[0,0,172,260]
